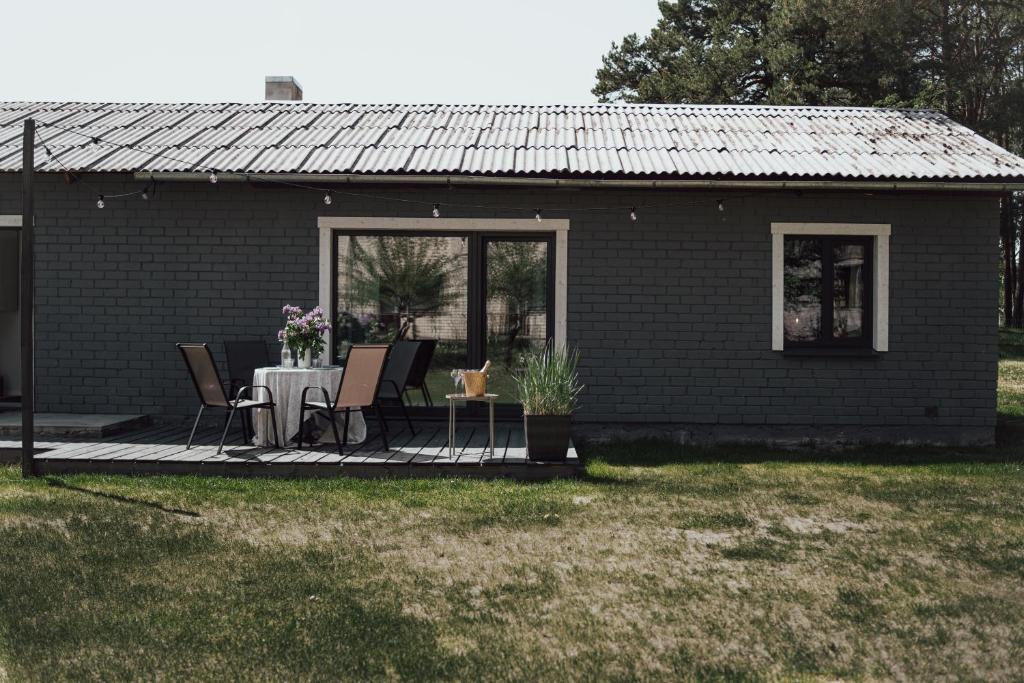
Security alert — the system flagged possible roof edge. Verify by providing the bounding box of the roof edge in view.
[132,172,1024,192]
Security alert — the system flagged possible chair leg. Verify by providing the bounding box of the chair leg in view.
[375,404,389,450]
[343,408,350,452]
[269,407,281,449]
[239,410,251,445]
[422,384,432,407]
[297,406,306,450]
[218,404,239,455]
[398,395,415,435]
[329,409,344,458]
[186,405,204,450]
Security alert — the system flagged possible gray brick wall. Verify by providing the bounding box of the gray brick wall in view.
[0,173,999,444]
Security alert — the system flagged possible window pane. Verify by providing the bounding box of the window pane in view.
[486,240,549,401]
[334,234,468,405]
[833,243,865,339]
[784,238,822,342]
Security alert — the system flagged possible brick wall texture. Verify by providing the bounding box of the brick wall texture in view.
[0,173,1000,444]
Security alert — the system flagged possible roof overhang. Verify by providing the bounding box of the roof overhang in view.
[132,172,1024,192]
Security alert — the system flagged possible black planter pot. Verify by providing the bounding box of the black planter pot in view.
[524,414,571,461]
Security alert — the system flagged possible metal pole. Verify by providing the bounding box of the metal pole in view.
[21,119,35,477]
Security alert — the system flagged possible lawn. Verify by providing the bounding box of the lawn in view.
[2,360,1024,680]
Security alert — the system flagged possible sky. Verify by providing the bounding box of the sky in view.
[5,0,661,104]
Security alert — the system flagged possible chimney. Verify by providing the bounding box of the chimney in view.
[265,76,303,101]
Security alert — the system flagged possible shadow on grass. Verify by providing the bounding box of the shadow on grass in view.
[578,429,1024,469]
[44,478,200,517]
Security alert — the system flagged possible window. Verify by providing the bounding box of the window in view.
[771,223,890,352]
[783,236,871,347]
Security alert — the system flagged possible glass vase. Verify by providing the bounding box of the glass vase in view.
[280,345,293,368]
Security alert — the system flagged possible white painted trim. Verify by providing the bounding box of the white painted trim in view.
[771,222,890,352]
[771,222,891,236]
[317,225,333,356]
[554,230,568,349]
[0,215,20,227]
[318,216,569,233]
[771,232,785,351]
[317,217,569,352]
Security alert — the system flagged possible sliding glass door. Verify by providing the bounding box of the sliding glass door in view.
[482,237,552,401]
[332,231,554,415]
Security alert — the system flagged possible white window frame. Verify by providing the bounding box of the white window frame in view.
[317,217,569,354]
[771,222,890,352]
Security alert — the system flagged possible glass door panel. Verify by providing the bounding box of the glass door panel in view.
[333,234,469,406]
[484,238,551,405]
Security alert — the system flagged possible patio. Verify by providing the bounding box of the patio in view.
[0,420,581,479]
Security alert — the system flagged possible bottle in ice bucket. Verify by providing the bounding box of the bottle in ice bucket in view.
[463,360,491,397]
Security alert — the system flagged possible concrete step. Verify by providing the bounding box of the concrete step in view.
[0,412,151,438]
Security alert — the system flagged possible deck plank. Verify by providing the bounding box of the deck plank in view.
[39,424,186,461]
[26,420,582,479]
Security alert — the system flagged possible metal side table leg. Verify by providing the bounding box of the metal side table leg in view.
[489,399,495,462]
[448,398,455,460]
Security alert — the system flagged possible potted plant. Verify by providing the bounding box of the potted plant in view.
[513,345,583,461]
[278,305,330,368]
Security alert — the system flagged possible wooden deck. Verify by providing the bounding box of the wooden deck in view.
[0,420,582,479]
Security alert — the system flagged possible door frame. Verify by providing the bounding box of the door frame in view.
[318,217,569,358]
[317,217,569,418]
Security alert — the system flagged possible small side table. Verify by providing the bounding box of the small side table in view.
[445,393,499,461]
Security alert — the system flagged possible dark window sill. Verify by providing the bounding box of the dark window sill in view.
[781,347,881,358]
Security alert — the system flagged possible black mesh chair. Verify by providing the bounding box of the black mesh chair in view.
[405,339,437,406]
[376,340,418,434]
[177,343,280,454]
[225,340,272,396]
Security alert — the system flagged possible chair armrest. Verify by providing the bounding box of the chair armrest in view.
[234,384,275,405]
[300,386,333,408]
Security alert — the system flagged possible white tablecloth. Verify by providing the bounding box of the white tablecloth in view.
[251,367,366,447]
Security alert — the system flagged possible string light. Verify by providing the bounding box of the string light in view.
[96,195,105,209]
[35,123,760,217]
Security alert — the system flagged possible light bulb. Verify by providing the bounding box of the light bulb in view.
[629,207,637,222]
[96,195,105,209]
[209,172,218,184]
[717,199,724,212]
[323,193,332,206]
[141,189,149,201]
[432,203,440,218]
[535,208,542,222]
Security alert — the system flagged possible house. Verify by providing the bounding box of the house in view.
[2,91,1024,446]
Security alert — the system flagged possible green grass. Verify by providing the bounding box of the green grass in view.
[3,451,1024,681]
[2,338,1024,680]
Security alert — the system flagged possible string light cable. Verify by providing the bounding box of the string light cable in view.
[34,120,747,217]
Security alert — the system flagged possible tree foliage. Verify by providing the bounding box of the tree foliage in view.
[487,242,547,365]
[595,0,1024,321]
[349,236,462,329]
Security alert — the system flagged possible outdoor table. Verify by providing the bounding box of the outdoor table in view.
[445,393,498,460]
[251,366,366,447]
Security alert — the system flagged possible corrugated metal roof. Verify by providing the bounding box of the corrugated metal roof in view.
[1,100,1022,181]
